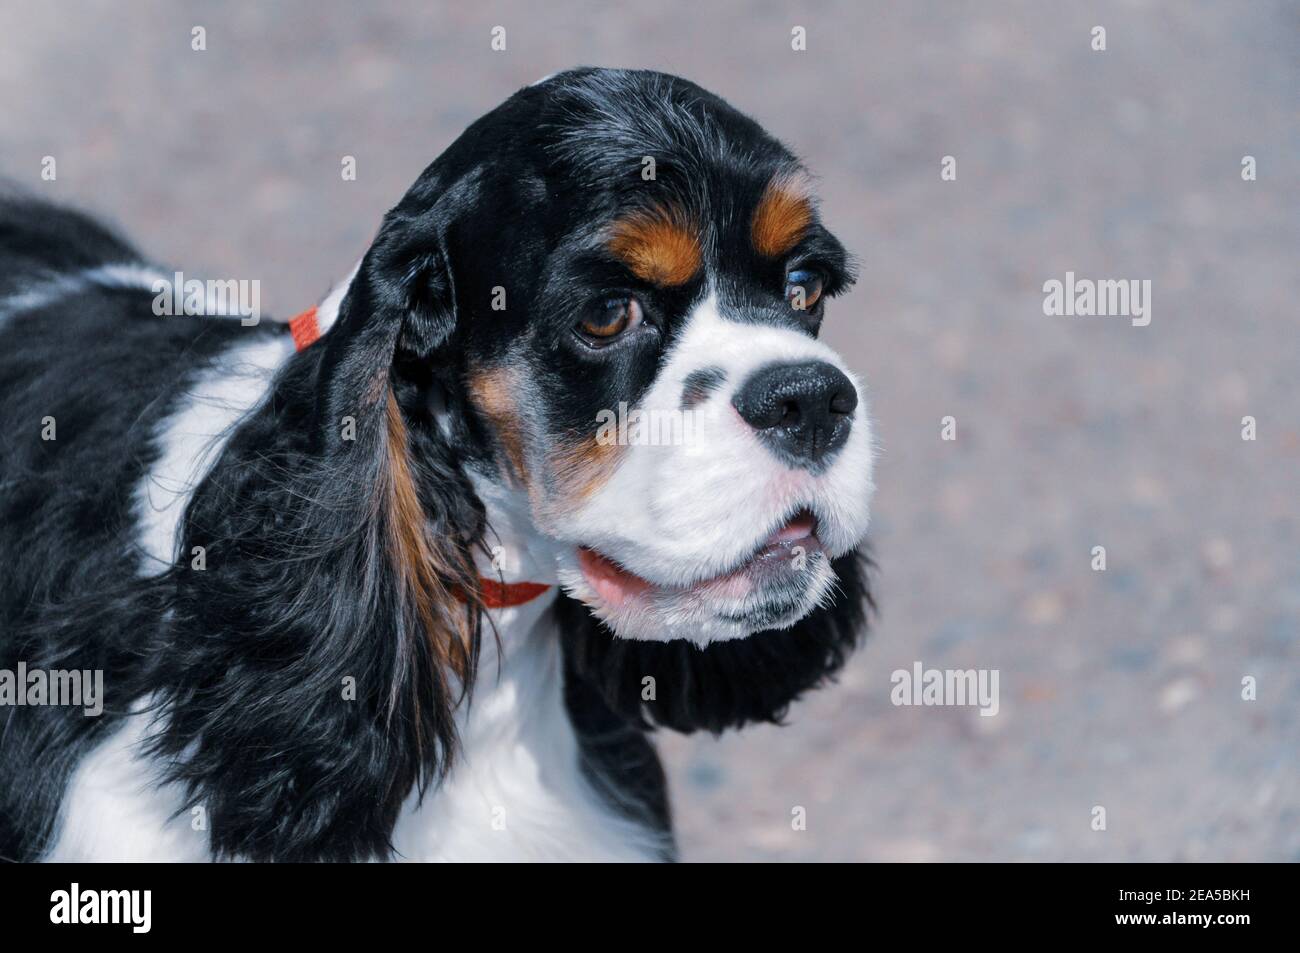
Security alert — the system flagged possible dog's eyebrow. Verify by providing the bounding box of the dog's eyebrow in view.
[751,174,814,258]
[607,204,702,287]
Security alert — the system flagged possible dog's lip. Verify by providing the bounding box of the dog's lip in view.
[576,509,821,610]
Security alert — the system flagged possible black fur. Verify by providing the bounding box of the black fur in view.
[560,551,873,734]
[0,68,874,862]
[562,652,677,860]
[0,196,277,860]
[145,344,485,861]
[561,549,874,864]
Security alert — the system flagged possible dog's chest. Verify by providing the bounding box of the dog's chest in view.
[389,613,661,862]
[47,613,660,861]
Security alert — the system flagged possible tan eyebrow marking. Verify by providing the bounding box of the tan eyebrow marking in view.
[607,204,702,287]
[751,175,814,258]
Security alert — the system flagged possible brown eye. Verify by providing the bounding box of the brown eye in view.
[579,296,643,341]
[785,269,825,312]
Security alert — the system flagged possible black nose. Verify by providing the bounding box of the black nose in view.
[731,360,857,469]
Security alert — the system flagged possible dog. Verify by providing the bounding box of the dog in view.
[0,67,875,862]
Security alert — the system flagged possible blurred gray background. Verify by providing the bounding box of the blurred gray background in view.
[3,0,1296,861]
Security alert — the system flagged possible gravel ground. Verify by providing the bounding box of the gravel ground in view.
[2,0,1296,861]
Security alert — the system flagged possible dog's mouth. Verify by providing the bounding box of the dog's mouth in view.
[575,508,823,613]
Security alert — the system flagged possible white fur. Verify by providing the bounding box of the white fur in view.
[49,597,664,862]
[470,471,567,585]
[44,702,209,862]
[0,263,171,323]
[312,260,360,336]
[390,594,666,862]
[48,602,662,862]
[134,333,296,571]
[133,262,360,572]
[554,292,876,642]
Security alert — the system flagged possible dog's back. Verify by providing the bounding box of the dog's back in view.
[0,197,271,859]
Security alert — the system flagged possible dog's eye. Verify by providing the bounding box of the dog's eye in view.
[785,269,825,312]
[578,296,644,342]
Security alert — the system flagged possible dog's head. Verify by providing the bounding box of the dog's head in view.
[347,67,873,644]
[166,68,875,860]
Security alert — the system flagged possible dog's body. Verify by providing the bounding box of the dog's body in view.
[0,69,873,862]
[0,255,669,861]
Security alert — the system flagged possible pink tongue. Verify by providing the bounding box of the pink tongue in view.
[578,547,651,610]
[579,511,818,609]
[765,511,817,545]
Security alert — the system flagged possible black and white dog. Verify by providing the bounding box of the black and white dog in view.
[0,68,874,862]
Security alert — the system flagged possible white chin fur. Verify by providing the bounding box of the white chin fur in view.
[556,549,841,646]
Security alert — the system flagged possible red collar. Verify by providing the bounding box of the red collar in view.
[478,579,553,609]
[288,305,552,609]
[289,305,322,350]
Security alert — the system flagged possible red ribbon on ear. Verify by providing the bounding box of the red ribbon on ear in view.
[288,303,552,608]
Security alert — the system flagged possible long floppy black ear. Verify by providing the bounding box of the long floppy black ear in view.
[147,214,487,862]
[559,550,874,733]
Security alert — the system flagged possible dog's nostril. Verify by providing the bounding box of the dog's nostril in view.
[731,360,857,470]
[829,386,857,417]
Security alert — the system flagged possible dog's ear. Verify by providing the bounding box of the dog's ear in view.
[147,215,488,861]
[337,210,459,367]
[559,550,873,733]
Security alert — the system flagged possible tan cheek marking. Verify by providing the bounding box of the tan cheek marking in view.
[466,366,529,487]
[547,435,625,515]
[469,369,626,525]
[751,177,814,257]
[608,206,702,287]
